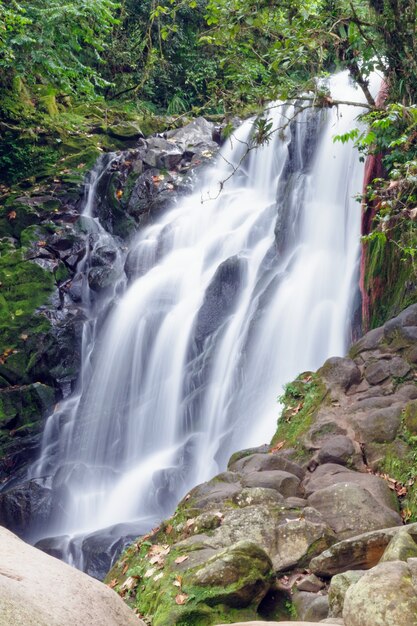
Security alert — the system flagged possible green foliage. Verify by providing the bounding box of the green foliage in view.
[271,372,327,458]
[0,0,120,102]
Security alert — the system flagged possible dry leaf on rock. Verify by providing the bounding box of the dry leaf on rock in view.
[175,593,189,605]
[174,555,189,565]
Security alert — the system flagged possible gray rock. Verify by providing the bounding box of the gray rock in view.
[293,591,329,622]
[232,487,285,508]
[273,517,336,572]
[310,523,417,576]
[0,526,143,626]
[363,360,391,385]
[307,482,402,540]
[380,530,417,562]
[343,560,417,626]
[107,122,143,141]
[319,357,361,391]
[389,356,411,378]
[303,464,399,512]
[296,573,325,593]
[242,470,300,497]
[350,327,384,355]
[317,436,355,466]
[349,404,402,443]
[328,571,365,617]
[166,117,216,151]
[215,622,343,626]
[190,540,272,607]
[230,452,305,480]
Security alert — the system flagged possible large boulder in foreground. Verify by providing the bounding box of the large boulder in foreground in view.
[343,559,417,626]
[0,526,144,626]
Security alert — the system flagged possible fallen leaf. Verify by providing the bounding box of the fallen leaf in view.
[148,544,170,557]
[270,440,285,453]
[174,555,189,565]
[165,524,173,535]
[77,162,86,169]
[116,189,123,200]
[37,240,47,247]
[107,578,118,589]
[175,593,189,605]
[119,576,137,592]
[153,572,164,581]
[20,334,28,341]
[144,568,156,578]
[7,211,16,220]
[173,580,182,588]
[122,562,129,575]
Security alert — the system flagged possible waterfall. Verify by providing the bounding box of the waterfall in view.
[30,72,370,570]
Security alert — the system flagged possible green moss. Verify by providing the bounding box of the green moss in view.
[372,404,417,522]
[270,372,327,459]
[364,224,417,330]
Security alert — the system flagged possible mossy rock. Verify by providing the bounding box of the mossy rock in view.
[270,372,328,459]
[107,122,144,141]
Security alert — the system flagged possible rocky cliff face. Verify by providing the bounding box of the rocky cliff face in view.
[0,117,220,489]
[107,304,417,625]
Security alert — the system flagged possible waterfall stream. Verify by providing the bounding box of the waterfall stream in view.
[30,73,370,571]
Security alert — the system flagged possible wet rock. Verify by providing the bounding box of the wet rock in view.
[342,560,417,626]
[318,357,361,391]
[108,122,144,141]
[310,523,417,576]
[328,570,365,617]
[0,479,52,539]
[194,256,246,347]
[165,117,216,151]
[141,137,183,170]
[88,265,119,292]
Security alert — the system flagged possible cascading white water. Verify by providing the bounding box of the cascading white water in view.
[31,72,371,565]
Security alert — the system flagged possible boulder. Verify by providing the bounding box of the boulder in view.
[380,529,417,562]
[107,122,143,141]
[215,622,343,626]
[310,523,417,576]
[317,436,355,466]
[308,482,401,540]
[348,404,402,443]
[328,570,365,617]
[0,526,143,626]
[293,591,329,622]
[342,560,417,626]
[241,470,300,497]
[363,360,391,385]
[229,452,305,480]
[189,540,273,607]
[318,357,361,391]
[0,478,52,538]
